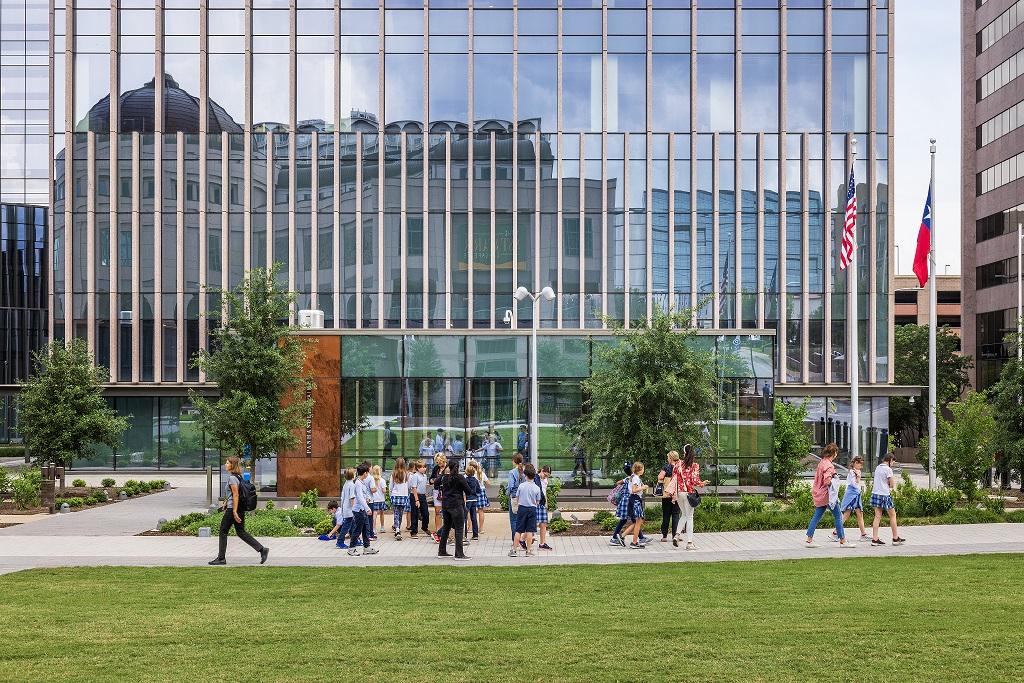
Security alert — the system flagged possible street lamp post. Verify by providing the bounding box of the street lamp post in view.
[515,285,555,468]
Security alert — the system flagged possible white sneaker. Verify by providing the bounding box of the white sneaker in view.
[839,542,857,549]
[804,541,819,548]
[508,548,518,557]
[363,547,380,555]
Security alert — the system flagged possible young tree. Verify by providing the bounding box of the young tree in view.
[889,324,972,446]
[771,399,813,498]
[569,305,719,479]
[18,339,128,467]
[989,343,1024,491]
[190,265,314,463]
[920,392,996,501]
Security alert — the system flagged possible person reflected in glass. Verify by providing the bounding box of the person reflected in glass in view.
[419,431,435,468]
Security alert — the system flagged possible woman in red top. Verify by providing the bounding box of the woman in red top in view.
[672,444,708,550]
[805,443,855,548]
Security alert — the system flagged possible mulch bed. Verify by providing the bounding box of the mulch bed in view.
[0,522,20,529]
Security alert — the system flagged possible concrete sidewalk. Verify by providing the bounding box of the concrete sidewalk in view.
[0,522,1020,573]
[0,486,209,537]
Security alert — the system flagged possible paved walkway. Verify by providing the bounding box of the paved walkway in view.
[0,486,209,537]
[0,522,1020,572]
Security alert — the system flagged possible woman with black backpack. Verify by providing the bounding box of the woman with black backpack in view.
[209,456,269,566]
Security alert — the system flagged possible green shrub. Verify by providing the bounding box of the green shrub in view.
[314,518,333,536]
[162,511,208,533]
[12,469,41,509]
[0,468,10,494]
[242,514,300,537]
[273,506,328,528]
[916,488,960,517]
[546,477,562,511]
[55,496,85,508]
[935,509,1003,525]
[265,500,276,511]
[548,518,570,533]
[148,479,168,491]
[88,491,108,505]
[71,478,87,487]
[1004,509,1024,523]
[593,510,613,524]
[600,515,620,531]
[644,503,663,523]
[498,482,510,511]
[298,489,319,508]
[0,444,25,458]
[101,478,115,487]
[739,493,766,513]
[784,482,813,511]
[701,494,721,514]
[983,497,1006,514]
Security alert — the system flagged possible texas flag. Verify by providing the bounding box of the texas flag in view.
[912,189,932,287]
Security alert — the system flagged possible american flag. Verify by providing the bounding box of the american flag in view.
[839,167,856,270]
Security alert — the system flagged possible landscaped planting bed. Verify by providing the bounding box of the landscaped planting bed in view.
[0,468,171,514]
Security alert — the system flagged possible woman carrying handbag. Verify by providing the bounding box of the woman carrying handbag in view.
[672,444,709,550]
[657,450,681,543]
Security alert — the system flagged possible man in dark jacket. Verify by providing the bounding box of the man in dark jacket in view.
[437,458,475,559]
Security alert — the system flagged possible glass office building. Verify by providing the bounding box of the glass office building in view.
[50,0,894,485]
[0,0,49,205]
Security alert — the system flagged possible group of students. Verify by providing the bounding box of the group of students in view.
[605,444,708,551]
[505,453,555,556]
[805,444,906,548]
[317,455,494,557]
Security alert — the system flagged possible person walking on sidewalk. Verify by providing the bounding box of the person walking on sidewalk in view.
[429,453,448,542]
[437,458,475,559]
[408,460,430,538]
[832,455,869,543]
[805,443,855,549]
[673,444,709,550]
[463,461,482,541]
[389,457,410,541]
[510,463,541,557]
[209,456,269,566]
[657,450,681,543]
[870,452,906,547]
[507,453,525,537]
[348,464,379,556]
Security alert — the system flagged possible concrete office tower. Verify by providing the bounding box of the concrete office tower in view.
[963,0,1024,390]
[48,0,894,493]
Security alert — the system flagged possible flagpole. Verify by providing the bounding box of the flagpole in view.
[850,138,859,462]
[928,139,937,490]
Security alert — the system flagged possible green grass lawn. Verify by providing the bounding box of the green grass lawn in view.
[1,555,1019,682]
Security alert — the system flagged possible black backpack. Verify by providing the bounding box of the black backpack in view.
[236,475,258,512]
[538,478,547,507]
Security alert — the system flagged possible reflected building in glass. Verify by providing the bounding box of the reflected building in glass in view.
[50,0,894,491]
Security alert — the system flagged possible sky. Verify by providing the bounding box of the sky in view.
[893,0,961,276]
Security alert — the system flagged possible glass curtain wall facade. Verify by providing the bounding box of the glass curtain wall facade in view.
[51,0,894,472]
[0,0,49,205]
[335,333,773,491]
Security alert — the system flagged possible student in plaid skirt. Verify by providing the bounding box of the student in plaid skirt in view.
[536,465,553,550]
[369,465,389,535]
[464,462,482,540]
[473,460,490,535]
[870,452,905,547]
[625,462,648,549]
[389,458,410,541]
[609,462,644,547]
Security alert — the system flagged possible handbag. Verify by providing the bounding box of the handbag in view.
[664,473,678,497]
[686,491,701,508]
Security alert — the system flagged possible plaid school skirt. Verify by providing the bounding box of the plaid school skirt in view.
[616,489,631,519]
[390,495,409,509]
[870,493,894,511]
[627,495,645,522]
[536,504,549,525]
[477,489,490,508]
[370,501,388,512]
